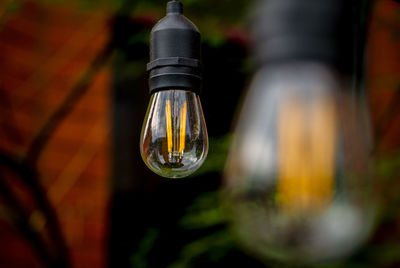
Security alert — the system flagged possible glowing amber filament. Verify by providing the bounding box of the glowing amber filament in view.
[165,100,173,154]
[165,100,187,163]
[179,102,187,153]
[277,97,336,213]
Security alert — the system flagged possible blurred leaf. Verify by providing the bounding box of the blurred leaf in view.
[375,151,400,180]
[180,191,224,229]
[128,29,150,45]
[370,244,400,266]
[167,231,234,268]
[130,228,160,268]
[5,1,21,12]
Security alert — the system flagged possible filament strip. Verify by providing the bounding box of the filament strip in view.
[165,100,172,153]
[179,102,187,153]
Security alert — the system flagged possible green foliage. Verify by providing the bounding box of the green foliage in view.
[375,151,400,181]
[171,191,235,267]
[179,191,224,230]
[167,231,234,268]
[130,149,400,267]
[130,228,160,268]
[5,1,21,12]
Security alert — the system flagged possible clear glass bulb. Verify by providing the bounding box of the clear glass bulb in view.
[140,89,208,178]
[224,62,375,263]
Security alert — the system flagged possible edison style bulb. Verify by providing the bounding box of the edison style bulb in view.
[224,63,375,263]
[140,89,208,178]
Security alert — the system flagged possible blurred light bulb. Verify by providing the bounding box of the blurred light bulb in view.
[140,89,208,178]
[224,63,375,263]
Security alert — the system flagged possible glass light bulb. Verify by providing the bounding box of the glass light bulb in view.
[140,89,208,178]
[224,62,375,263]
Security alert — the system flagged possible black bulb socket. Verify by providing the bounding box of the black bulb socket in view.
[250,0,345,68]
[147,0,202,95]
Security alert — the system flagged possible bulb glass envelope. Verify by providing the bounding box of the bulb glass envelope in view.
[224,63,375,263]
[140,90,208,178]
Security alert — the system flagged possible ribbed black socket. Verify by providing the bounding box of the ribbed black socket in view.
[147,0,202,94]
[251,0,346,69]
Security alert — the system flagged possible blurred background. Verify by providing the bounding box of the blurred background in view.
[0,0,399,267]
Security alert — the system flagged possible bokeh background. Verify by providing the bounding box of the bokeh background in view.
[0,0,399,267]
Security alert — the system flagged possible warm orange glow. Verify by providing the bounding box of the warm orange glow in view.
[165,100,173,153]
[277,96,337,213]
[179,102,187,153]
[165,100,187,155]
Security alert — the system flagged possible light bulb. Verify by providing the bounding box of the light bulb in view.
[141,0,207,178]
[224,63,375,263]
[140,89,208,178]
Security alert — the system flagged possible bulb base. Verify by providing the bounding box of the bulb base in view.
[147,1,202,94]
[251,0,344,67]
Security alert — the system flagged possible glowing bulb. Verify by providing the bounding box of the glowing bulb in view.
[140,89,208,178]
[224,63,375,263]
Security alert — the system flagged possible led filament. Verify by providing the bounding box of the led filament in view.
[277,96,336,213]
[165,100,187,166]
